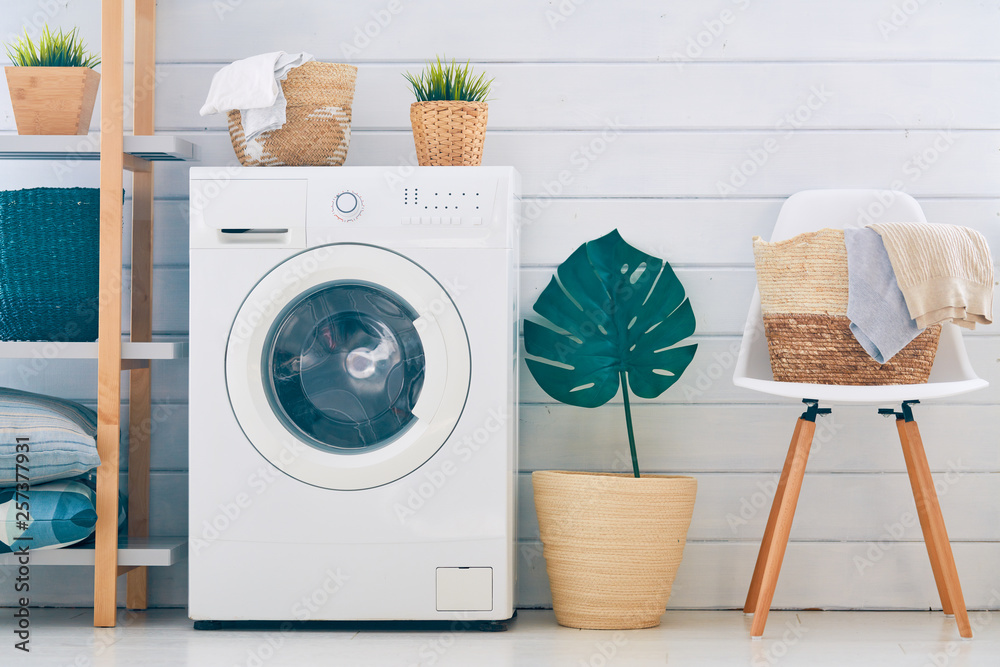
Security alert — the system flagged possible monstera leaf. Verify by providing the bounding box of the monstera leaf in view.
[524,229,698,476]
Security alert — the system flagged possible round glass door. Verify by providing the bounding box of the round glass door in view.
[265,283,425,452]
[226,244,470,490]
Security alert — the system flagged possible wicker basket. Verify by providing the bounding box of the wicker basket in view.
[410,101,488,166]
[0,188,99,341]
[227,62,357,167]
[532,471,697,629]
[753,228,940,385]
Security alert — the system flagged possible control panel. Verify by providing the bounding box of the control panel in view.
[400,187,485,225]
[192,165,518,249]
[321,180,493,228]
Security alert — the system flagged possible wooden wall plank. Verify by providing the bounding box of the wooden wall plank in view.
[519,198,1000,266]
[145,131,1000,198]
[518,404,1000,474]
[515,472,1000,542]
[153,1,1000,63]
[516,541,1000,609]
[51,62,996,133]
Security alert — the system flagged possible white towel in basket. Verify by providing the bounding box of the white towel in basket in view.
[199,51,314,141]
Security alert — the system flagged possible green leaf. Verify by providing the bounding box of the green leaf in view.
[523,229,698,475]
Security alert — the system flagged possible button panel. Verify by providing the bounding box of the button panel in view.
[401,216,481,226]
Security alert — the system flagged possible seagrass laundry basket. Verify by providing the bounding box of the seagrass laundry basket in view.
[227,62,357,166]
[0,188,100,341]
[410,100,488,166]
[752,228,940,385]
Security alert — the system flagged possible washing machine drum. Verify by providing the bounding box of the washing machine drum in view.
[226,244,470,490]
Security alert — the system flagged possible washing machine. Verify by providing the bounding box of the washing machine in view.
[188,166,519,624]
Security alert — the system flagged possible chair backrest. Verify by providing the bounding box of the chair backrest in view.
[771,189,926,240]
[733,189,986,402]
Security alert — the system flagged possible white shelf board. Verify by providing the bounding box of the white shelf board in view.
[0,537,186,567]
[0,340,187,360]
[0,134,197,161]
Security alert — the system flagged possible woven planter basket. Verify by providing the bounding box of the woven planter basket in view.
[410,101,488,166]
[227,62,357,166]
[753,228,940,385]
[532,471,697,630]
[0,188,99,341]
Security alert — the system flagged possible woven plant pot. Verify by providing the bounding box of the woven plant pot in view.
[753,229,941,385]
[227,61,357,166]
[5,67,100,135]
[410,101,488,166]
[0,188,99,341]
[532,471,697,629]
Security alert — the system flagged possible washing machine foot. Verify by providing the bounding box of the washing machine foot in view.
[193,620,223,631]
[475,611,516,632]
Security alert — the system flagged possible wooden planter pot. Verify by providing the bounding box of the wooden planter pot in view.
[532,470,697,629]
[410,100,488,166]
[5,67,100,135]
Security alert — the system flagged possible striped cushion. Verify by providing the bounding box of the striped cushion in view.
[0,387,100,487]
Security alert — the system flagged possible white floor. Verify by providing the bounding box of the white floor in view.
[6,608,1000,666]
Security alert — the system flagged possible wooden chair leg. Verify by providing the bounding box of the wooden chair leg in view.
[896,416,972,638]
[894,417,952,616]
[750,417,816,637]
[744,418,803,613]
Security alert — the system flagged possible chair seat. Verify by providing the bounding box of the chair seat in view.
[733,376,988,405]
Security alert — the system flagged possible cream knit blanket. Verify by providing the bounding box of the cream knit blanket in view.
[869,222,993,330]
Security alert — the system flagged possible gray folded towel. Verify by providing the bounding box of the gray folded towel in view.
[844,227,923,363]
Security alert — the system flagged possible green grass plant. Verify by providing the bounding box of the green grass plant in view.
[4,26,100,68]
[404,56,492,102]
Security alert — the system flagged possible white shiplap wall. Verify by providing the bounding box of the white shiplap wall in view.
[0,0,998,610]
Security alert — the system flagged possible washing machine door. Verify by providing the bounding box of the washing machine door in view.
[226,244,470,490]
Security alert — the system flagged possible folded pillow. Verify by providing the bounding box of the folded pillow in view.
[0,387,100,487]
[0,479,97,553]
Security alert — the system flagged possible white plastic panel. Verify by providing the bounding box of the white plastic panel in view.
[190,178,307,249]
[436,567,493,612]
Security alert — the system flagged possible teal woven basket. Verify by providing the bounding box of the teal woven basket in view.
[0,188,100,342]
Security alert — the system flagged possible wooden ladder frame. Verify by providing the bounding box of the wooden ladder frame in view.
[93,0,157,628]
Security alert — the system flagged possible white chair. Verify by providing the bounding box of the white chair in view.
[733,190,988,639]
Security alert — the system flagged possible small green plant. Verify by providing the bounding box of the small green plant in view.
[4,26,100,68]
[403,56,492,102]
